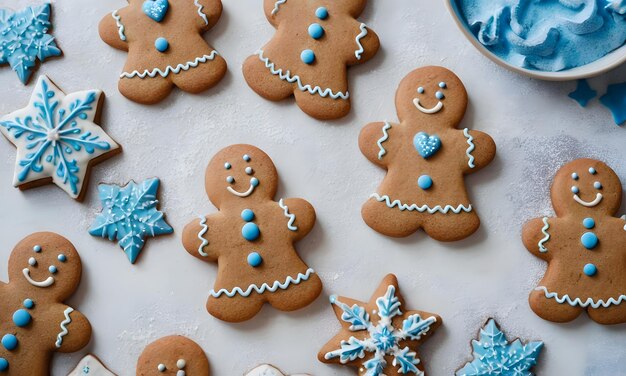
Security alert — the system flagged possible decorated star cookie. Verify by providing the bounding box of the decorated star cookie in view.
[318,274,441,375]
[0,4,62,84]
[0,232,92,374]
[246,364,310,376]
[523,158,626,325]
[136,336,209,375]
[0,76,121,201]
[456,319,543,376]
[182,144,322,322]
[243,0,380,120]
[99,0,227,104]
[89,178,173,264]
[68,354,117,376]
[359,66,496,241]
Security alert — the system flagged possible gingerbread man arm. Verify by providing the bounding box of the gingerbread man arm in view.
[279,198,316,241]
[359,121,397,168]
[462,129,496,173]
[182,215,220,261]
[52,306,92,353]
[98,7,129,52]
[345,22,380,66]
[197,0,223,30]
[522,217,554,261]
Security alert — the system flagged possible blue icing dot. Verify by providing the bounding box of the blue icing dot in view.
[589,167,596,175]
[247,252,263,267]
[241,209,255,222]
[329,294,337,303]
[49,265,57,274]
[12,309,31,327]
[224,163,231,170]
[583,218,595,229]
[594,181,602,189]
[251,177,259,187]
[155,37,169,52]
[315,7,329,19]
[0,358,7,371]
[583,263,597,276]
[242,223,260,241]
[571,186,579,194]
[436,91,445,99]
[58,254,67,262]
[308,23,324,39]
[33,245,41,253]
[301,49,315,64]
[439,82,447,88]
[581,232,598,249]
[23,299,34,309]
[1,334,17,351]
[417,175,433,190]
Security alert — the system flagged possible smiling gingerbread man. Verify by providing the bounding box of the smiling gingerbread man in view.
[0,232,91,374]
[523,159,626,325]
[182,144,322,323]
[359,66,496,241]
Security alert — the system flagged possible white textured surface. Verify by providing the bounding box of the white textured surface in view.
[0,0,625,375]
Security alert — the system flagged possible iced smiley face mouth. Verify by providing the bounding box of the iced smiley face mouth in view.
[22,245,67,288]
[413,82,447,114]
[571,167,603,208]
[224,154,260,198]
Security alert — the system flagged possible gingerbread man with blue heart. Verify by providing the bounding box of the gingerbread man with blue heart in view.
[359,66,496,241]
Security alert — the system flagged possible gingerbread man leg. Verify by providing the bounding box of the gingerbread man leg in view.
[119,77,173,105]
[362,199,422,238]
[267,274,323,311]
[529,290,583,323]
[293,89,351,120]
[243,55,294,101]
[172,55,227,94]
[587,305,626,325]
[421,211,480,242]
[207,294,266,323]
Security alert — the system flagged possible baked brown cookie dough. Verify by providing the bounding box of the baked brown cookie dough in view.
[136,336,209,375]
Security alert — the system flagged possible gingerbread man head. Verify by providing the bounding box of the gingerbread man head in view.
[136,336,210,375]
[205,144,278,209]
[396,66,468,128]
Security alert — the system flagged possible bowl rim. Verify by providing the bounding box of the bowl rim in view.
[444,0,626,81]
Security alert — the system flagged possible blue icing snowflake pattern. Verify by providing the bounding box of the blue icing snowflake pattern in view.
[325,285,438,375]
[0,4,62,84]
[89,178,173,264]
[456,319,544,376]
[0,76,119,199]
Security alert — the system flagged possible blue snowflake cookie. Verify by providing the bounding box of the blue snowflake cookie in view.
[0,4,62,84]
[89,178,173,264]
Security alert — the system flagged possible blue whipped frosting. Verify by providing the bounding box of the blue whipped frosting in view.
[454,0,626,71]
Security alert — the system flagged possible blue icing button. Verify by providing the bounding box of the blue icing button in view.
[155,37,169,52]
[583,218,595,229]
[12,310,31,327]
[1,334,17,351]
[242,223,260,241]
[33,245,41,253]
[247,252,263,267]
[58,254,67,262]
[0,358,7,371]
[241,209,255,222]
[418,175,433,190]
[581,232,599,249]
[315,7,329,19]
[301,49,315,64]
[23,299,34,309]
[583,263,597,276]
[308,23,324,39]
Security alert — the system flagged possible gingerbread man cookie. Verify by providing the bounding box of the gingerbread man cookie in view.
[182,144,322,323]
[359,66,496,241]
[99,0,227,104]
[243,0,380,120]
[136,336,209,375]
[523,158,626,325]
[0,232,92,374]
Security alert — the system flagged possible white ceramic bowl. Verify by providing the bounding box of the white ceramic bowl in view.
[445,0,626,81]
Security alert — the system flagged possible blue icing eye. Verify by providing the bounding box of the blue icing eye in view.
[245,167,253,175]
[589,167,596,174]
[583,218,595,229]
[308,23,324,39]
[571,173,579,180]
[13,309,31,327]
[154,37,169,52]
[48,265,57,274]
[0,358,7,371]
[28,257,36,266]
[1,334,18,351]
[226,176,234,184]
[301,49,316,64]
[417,175,433,190]
[33,245,41,253]
[571,186,579,194]
[247,252,263,267]
[58,254,66,262]
[581,232,598,249]
[583,263,597,276]
[251,177,259,187]
[417,87,425,94]
[224,163,231,170]
[594,181,602,189]
[23,299,34,309]
[436,91,445,100]
[243,154,251,162]
[242,223,260,241]
[241,209,255,222]
[439,82,447,88]
[315,7,328,19]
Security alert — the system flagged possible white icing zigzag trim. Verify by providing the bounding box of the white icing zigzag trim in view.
[55,307,74,348]
[112,10,126,41]
[194,0,209,25]
[538,217,550,253]
[371,193,473,214]
[256,50,350,100]
[354,23,368,60]
[209,268,315,298]
[377,122,391,160]
[271,0,287,15]
[463,128,476,168]
[120,51,219,79]
[535,286,626,308]
[197,216,209,257]
[278,199,298,231]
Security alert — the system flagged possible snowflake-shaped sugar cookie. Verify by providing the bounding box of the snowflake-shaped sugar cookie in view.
[89,178,173,264]
[0,4,62,84]
[0,76,120,200]
[319,274,441,375]
[68,354,117,376]
[456,319,543,376]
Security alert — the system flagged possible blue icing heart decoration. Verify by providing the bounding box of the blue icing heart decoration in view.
[413,132,442,159]
[142,0,169,22]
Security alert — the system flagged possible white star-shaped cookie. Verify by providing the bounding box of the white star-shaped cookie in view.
[68,354,117,376]
[246,364,310,376]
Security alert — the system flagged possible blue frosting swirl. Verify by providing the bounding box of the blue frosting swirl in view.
[454,0,626,71]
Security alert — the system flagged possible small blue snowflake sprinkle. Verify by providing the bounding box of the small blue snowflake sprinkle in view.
[599,81,626,126]
[568,79,597,107]
[89,178,173,264]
